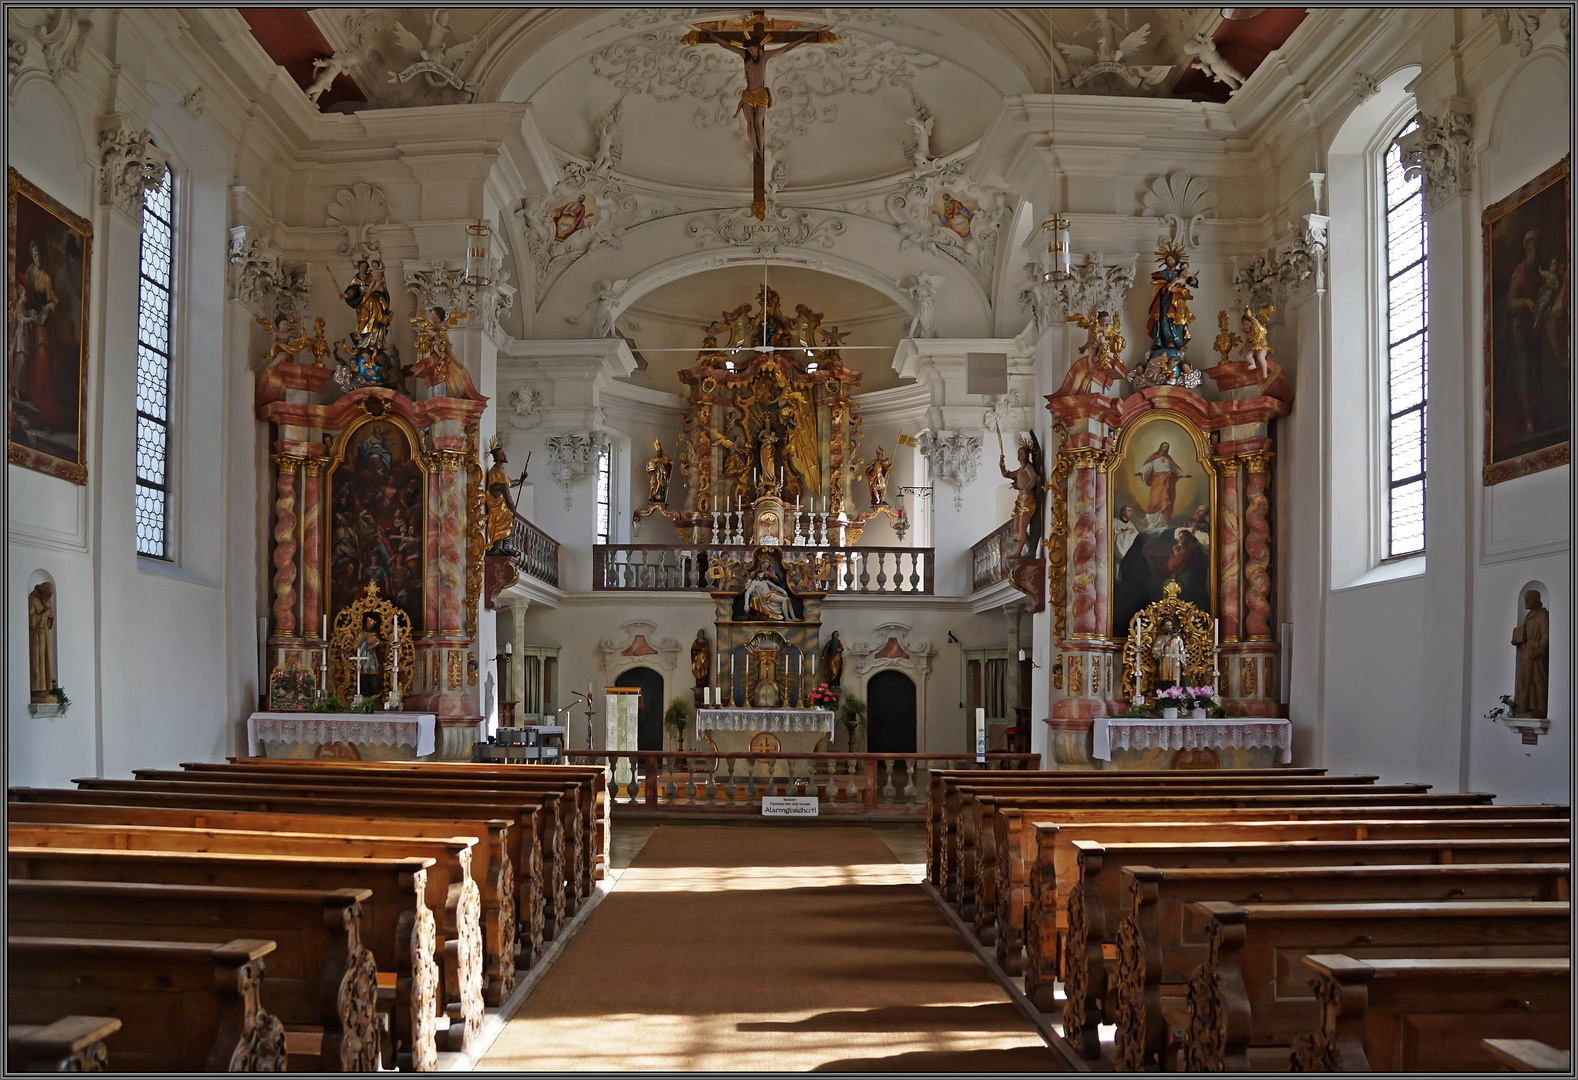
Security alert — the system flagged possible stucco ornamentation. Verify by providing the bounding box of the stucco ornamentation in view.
[228,226,311,323]
[98,115,169,219]
[326,183,390,254]
[916,430,982,511]
[546,431,609,510]
[1142,172,1217,248]
[1395,105,1473,212]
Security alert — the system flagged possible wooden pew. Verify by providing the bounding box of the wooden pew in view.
[1113,862,1573,1070]
[1052,835,1571,1060]
[8,935,287,1072]
[1175,899,1570,1071]
[12,785,549,970]
[7,847,441,1071]
[82,774,583,932]
[8,822,484,1053]
[7,1015,120,1073]
[1009,811,1572,987]
[1482,1038,1572,1073]
[958,784,1477,930]
[926,768,1346,894]
[1292,954,1570,1072]
[217,757,611,885]
[7,800,518,1006]
[921,767,1344,896]
[9,879,380,1071]
[38,779,567,949]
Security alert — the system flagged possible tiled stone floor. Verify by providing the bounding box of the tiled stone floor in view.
[606,820,925,880]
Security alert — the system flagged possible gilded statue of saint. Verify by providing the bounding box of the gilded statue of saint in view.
[1000,432,1044,558]
[646,439,673,504]
[864,446,892,508]
[484,443,520,556]
[690,629,710,688]
[821,630,844,687]
[1150,616,1187,690]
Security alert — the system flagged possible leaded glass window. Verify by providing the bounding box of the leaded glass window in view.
[135,167,175,558]
[595,442,612,545]
[1384,117,1427,558]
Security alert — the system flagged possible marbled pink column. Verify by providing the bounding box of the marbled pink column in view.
[1242,456,1273,640]
[1218,462,1242,642]
[1092,470,1110,636]
[437,462,465,633]
[270,457,299,635]
[1068,465,1100,635]
[425,469,443,633]
[300,461,324,635]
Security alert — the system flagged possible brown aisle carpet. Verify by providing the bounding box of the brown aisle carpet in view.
[479,825,1068,1072]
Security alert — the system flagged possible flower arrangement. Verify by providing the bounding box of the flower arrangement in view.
[805,682,838,709]
[1484,694,1516,723]
[1155,686,1189,706]
[1184,685,1218,710]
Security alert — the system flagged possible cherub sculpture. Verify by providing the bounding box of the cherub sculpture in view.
[1055,308,1128,397]
[1239,304,1274,381]
[1182,30,1245,90]
[905,113,934,169]
[409,305,484,401]
[255,314,309,369]
[389,9,478,95]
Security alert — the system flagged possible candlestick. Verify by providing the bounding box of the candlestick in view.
[322,614,328,641]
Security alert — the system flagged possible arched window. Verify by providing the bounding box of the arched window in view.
[594,441,612,545]
[134,165,176,558]
[1382,116,1428,558]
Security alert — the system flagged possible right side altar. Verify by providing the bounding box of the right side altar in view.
[1041,241,1295,769]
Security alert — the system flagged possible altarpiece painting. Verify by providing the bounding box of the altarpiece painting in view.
[8,167,92,484]
[1108,412,1216,637]
[1483,154,1570,484]
[328,415,428,631]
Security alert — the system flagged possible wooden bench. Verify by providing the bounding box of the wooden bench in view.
[217,757,612,884]
[9,821,484,1053]
[7,800,518,1006]
[1178,899,1570,1071]
[7,847,440,1071]
[1010,811,1572,988]
[85,773,583,934]
[1292,954,1570,1072]
[7,1015,120,1073]
[1052,835,1572,1060]
[1113,862,1573,1070]
[927,770,1338,890]
[1482,1038,1572,1073]
[33,780,565,951]
[8,935,286,1072]
[8,879,381,1071]
[927,768,1345,894]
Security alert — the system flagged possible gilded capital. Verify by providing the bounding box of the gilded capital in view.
[1212,455,1241,477]
[271,453,306,473]
[1066,447,1115,471]
[300,456,331,477]
[1240,450,1275,474]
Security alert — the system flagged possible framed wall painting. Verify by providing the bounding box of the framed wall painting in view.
[1106,410,1217,638]
[1482,154,1570,485]
[8,167,92,485]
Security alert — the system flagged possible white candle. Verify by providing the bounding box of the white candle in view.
[505,642,513,655]
[322,614,328,640]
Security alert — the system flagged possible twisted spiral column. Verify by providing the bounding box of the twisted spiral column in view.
[270,455,303,635]
[1240,451,1274,641]
[1213,456,1242,643]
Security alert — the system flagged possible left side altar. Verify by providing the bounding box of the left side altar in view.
[252,239,503,759]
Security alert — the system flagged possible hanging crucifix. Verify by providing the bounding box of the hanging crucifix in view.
[682,10,836,220]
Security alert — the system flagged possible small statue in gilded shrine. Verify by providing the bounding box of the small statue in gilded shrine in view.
[646,439,673,504]
[691,629,710,688]
[1000,431,1044,558]
[484,439,520,556]
[1150,615,1188,690]
[864,446,892,508]
[410,305,484,401]
[757,427,781,489]
[254,313,309,369]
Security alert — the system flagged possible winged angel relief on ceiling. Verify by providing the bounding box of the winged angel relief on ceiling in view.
[517,10,1011,306]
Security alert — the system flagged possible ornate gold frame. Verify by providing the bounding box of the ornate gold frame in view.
[1104,408,1217,639]
[1121,580,1215,701]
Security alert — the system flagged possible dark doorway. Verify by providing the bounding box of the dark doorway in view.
[613,666,664,752]
[866,670,917,754]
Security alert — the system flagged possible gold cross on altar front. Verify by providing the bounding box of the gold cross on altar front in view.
[682,10,835,220]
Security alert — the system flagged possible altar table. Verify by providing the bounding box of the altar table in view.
[247,711,437,760]
[697,708,835,734]
[1093,716,1292,767]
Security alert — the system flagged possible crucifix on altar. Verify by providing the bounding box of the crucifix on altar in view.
[682,9,836,220]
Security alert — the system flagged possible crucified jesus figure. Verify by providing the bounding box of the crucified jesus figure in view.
[683,10,835,219]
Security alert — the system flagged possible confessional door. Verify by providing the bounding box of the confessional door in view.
[613,667,665,752]
[866,670,917,754]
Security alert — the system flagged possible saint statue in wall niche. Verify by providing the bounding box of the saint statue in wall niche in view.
[646,439,672,504]
[691,629,710,688]
[27,581,55,703]
[822,630,844,687]
[1512,590,1549,719]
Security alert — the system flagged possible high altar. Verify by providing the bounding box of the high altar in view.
[254,240,505,757]
[1041,245,1296,769]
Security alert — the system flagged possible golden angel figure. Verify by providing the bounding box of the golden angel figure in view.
[410,305,485,401]
[1055,308,1129,397]
[1239,305,1274,381]
[255,314,309,369]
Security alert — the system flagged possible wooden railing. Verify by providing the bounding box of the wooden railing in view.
[510,513,561,588]
[971,519,1017,591]
[564,750,1039,815]
[592,545,934,595]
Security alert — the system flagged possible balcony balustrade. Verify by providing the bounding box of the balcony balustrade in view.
[971,519,1017,591]
[592,544,933,595]
[510,513,561,588]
